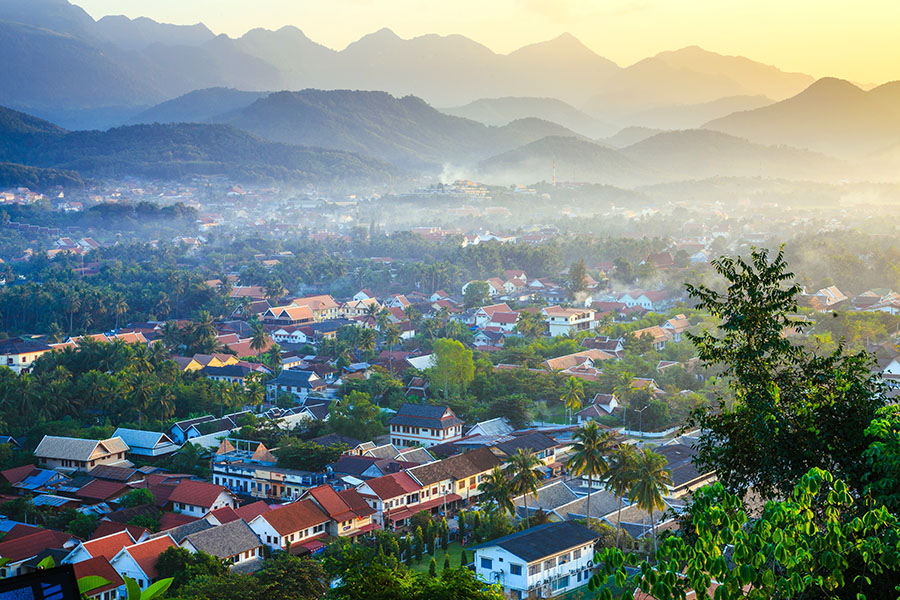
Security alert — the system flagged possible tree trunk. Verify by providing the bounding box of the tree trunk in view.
[586,475,591,529]
[615,496,623,549]
[523,494,529,529]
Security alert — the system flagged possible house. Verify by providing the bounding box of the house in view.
[661,314,691,342]
[166,413,251,448]
[474,303,512,328]
[467,418,515,438]
[289,295,340,322]
[109,535,176,595]
[462,280,504,298]
[0,528,79,577]
[200,364,261,387]
[180,518,264,570]
[581,335,624,355]
[34,436,130,473]
[166,480,238,517]
[630,325,673,350]
[0,338,54,374]
[262,305,315,326]
[355,471,425,530]
[617,290,676,312]
[645,252,675,270]
[111,429,180,458]
[384,294,411,309]
[404,376,430,399]
[340,298,380,318]
[471,521,600,598]
[62,530,136,565]
[248,499,329,553]
[388,404,465,448]
[655,443,717,498]
[810,286,848,307]
[543,349,614,373]
[541,306,596,337]
[299,485,377,540]
[352,289,376,302]
[473,330,506,349]
[488,311,520,332]
[265,370,327,403]
[212,440,326,500]
[493,433,561,469]
[407,446,502,507]
[72,556,124,599]
[75,479,131,505]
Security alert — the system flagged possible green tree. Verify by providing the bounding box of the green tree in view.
[250,321,271,354]
[568,258,588,298]
[505,449,544,529]
[428,557,437,577]
[256,553,328,600]
[686,248,885,499]
[566,422,615,528]
[628,447,672,552]
[156,546,227,592]
[590,469,900,600]
[602,444,638,549]
[276,440,346,472]
[561,376,585,424]
[463,281,491,309]
[120,487,155,508]
[430,338,475,398]
[328,390,385,441]
[478,466,515,516]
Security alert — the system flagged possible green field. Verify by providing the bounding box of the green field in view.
[409,541,467,573]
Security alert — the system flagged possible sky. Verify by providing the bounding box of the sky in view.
[75,0,899,84]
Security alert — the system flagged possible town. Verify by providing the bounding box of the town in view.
[0,181,899,598]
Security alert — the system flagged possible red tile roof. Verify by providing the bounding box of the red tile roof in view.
[122,536,175,580]
[0,529,73,562]
[303,485,356,522]
[260,499,329,536]
[338,489,376,518]
[76,479,130,502]
[91,521,147,541]
[361,472,421,500]
[158,512,198,530]
[1,523,41,542]
[167,480,230,509]
[234,500,271,522]
[1,465,38,485]
[208,506,240,524]
[72,556,123,597]
[81,531,134,561]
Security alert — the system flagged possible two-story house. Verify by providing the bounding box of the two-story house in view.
[265,370,327,403]
[388,404,464,448]
[299,485,377,541]
[0,338,53,374]
[355,471,424,530]
[471,521,599,599]
[34,436,130,473]
[542,306,596,337]
[109,535,176,595]
[407,447,502,508]
[180,518,264,570]
[248,499,330,553]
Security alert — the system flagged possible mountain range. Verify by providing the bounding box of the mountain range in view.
[1,0,821,131]
[0,105,400,185]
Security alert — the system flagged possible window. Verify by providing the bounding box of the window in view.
[528,564,541,576]
[573,549,582,560]
[559,552,570,565]
[480,557,492,570]
[551,576,569,591]
[510,564,522,575]
[544,558,556,570]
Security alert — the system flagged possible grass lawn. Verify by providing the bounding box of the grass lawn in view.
[409,541,467,573]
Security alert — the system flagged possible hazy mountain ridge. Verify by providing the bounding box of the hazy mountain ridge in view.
[0,0,831,131]
[704,78,900,158]
[0,105,400,185]
[441,97,616,138]
[216,89,583,169]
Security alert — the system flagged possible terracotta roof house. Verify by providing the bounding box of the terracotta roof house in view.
[72,556,124,598]
[0,529,78,577]
[248,499,329,553]
[299,485,377,539]
[355,471,426,530]
[110,535,176,593]
[166,480,238,518]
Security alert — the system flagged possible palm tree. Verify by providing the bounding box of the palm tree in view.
[604,445,639,549]
[113,294,128,330]
[612,369,635,426]
[384,324,401,376]
[566,422,615,528]
[629,448,673,553]
[358,328,377,360]
[194,311,216,341]
[561,376,585,424]
[477,466,515,516]
[250,321,270,354]
[505,449,544,529]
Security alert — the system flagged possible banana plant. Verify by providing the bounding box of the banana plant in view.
[31,555,172,600]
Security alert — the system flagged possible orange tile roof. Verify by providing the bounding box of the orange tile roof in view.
[123,536,175,580]
[261,499,329,537]
[81,531,134,561]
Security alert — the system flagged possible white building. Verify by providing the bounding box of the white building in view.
[471,521,600,598]
[541,306,596,337]
[388,403,464,448]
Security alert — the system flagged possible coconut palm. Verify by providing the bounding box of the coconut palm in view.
[477,466,515,516]
[505,449,544,529]
[561,376,585,424]
[611,369,635,426]
[566,422,615,528]
[113,295,128,330]
[603,444,639,548]
[629,448,673,553]
[250,321,270,354]
[384,324,401,376]
[358,327,377,360]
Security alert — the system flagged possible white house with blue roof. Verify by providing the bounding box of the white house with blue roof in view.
[113,428,181,457]
[471,521,599,599]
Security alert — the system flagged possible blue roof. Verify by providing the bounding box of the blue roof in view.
[17,469,62,490]
[32,494,80,507]
[113,428,172,450]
